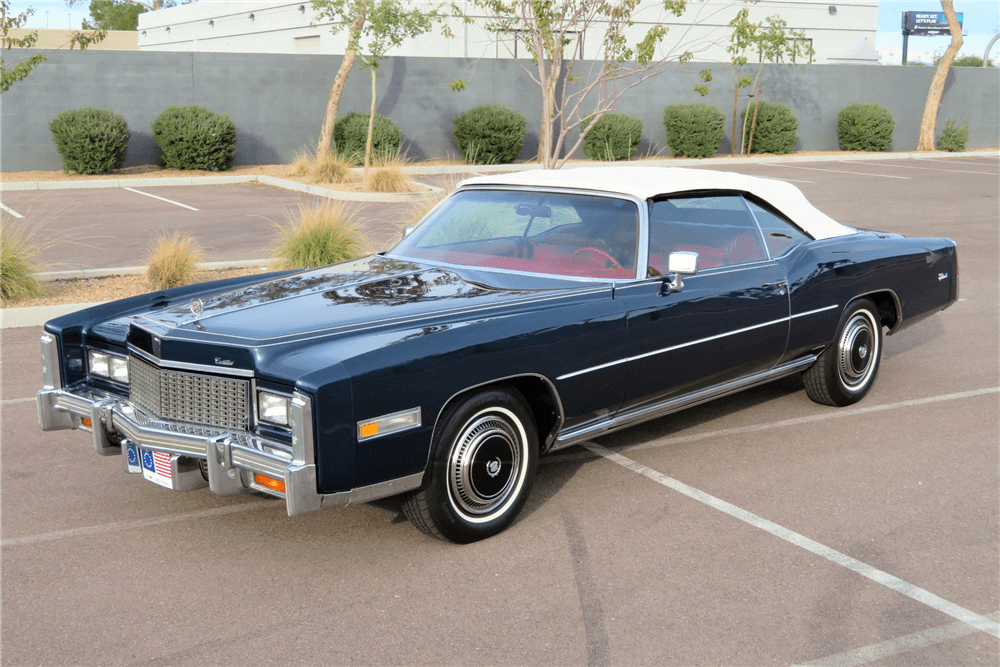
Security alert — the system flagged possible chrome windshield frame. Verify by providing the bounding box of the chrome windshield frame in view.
[385,185,650,283]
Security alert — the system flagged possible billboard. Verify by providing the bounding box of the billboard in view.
[902,11,964,36]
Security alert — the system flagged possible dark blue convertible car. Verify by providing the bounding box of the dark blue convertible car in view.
[37,167,958,542]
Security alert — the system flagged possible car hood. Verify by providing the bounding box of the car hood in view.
[128,255,596,348]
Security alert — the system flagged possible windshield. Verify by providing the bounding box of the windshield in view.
[389,189,640,280]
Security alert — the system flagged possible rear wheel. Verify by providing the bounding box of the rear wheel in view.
[804,298,883,407]
[402,387,538,543]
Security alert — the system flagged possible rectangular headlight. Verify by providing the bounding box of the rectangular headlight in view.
[88,350,109,377]
[109,356,129,384]
[258,391,290,426]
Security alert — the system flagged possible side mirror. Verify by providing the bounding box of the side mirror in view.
[403,226,415,237]
[666,251,698,291]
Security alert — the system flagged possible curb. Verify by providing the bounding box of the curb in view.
[35,258,273,282]
[1,172,443,202]
[2,149,996,193]
[1,302,106,330]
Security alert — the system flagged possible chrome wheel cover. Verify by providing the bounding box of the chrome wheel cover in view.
[448,410,524,518]
[838,310,879,390]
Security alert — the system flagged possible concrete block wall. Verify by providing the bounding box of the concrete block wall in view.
[1,49,997,172]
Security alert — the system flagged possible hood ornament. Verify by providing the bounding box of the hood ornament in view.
[189,298,204,317]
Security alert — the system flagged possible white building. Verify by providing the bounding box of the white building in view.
[138,0,879,64]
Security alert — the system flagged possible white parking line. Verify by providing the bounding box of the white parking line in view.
[0,501,277,548]
[0,202,24,218]
[0,397,36,406]
[844,161,999,176]
[584,443,1000,638]
[762,164,910,179]
[123,187,200,211]
[796,612,1000,667]
[918,157,1000,167]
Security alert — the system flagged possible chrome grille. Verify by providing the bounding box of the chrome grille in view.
[129,356,249,430]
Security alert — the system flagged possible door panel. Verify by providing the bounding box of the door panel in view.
[618,264,790,411]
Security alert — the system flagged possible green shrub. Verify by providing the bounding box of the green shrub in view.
[837,102,895,152]
[582,112,643,161]
[273,203,368,269]
[48,108,130,174]
[937,118,970,152]
[333,112,401,163]
[453,104,527,164]
[663,103,725,158]
[151,105,237,171]
[740,100,798,155]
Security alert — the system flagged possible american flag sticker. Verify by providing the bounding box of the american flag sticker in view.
[140,448,174,489]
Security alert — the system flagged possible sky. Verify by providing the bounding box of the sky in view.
[7,0,1000,64]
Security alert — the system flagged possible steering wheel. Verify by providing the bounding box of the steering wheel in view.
[570,247,623,270]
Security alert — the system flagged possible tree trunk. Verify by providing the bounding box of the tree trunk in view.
[731,83,738,156]
[916,0,963,151]
[746,83,762,154]
[364,68,376,180]
[317,6,366,159]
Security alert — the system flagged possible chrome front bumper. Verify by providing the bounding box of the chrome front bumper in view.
[36,334,322,517]
[36,334,425,515]
[37,384,323,516]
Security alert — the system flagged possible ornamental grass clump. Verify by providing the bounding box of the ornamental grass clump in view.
[663,103,726,158]
[937,119,970,152]
[292,149,355,184]
[0,221,47,303]
[49,108,130,175]
[151,105,237,171]
[837,103,895,152]
[740,100,798,155]
[146,232,204,290]
[273,203,368,270]
[581,112,643,161]
[363,153,415,194]
[333,112,401,164]
[453,104,527,164]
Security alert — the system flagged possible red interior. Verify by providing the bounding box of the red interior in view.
[414,247,634,279]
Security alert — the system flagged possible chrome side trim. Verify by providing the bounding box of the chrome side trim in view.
[854,288,904,334]
[432,373,566,459]
[550,354,818,450]
[556,305,837,381]
[321,472,425,507]
[128,345,256,377]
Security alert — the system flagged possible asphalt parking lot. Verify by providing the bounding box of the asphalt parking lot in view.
[1,155,998,665]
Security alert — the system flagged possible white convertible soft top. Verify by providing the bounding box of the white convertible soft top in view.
[458,167,857,240]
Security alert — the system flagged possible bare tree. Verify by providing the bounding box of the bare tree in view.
[2,1,105,93]
[916,1,962,151]
[453,0,731,169]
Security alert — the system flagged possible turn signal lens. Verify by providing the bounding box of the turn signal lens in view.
[254,473,285,494]
[82,417,93,428]
[357,407,421,441]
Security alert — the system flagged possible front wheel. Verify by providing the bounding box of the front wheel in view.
[402,388,538,543]
[804,298,883,407]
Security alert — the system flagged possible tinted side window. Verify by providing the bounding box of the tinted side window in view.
[648,195,768,276]
[746,199,812,257]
